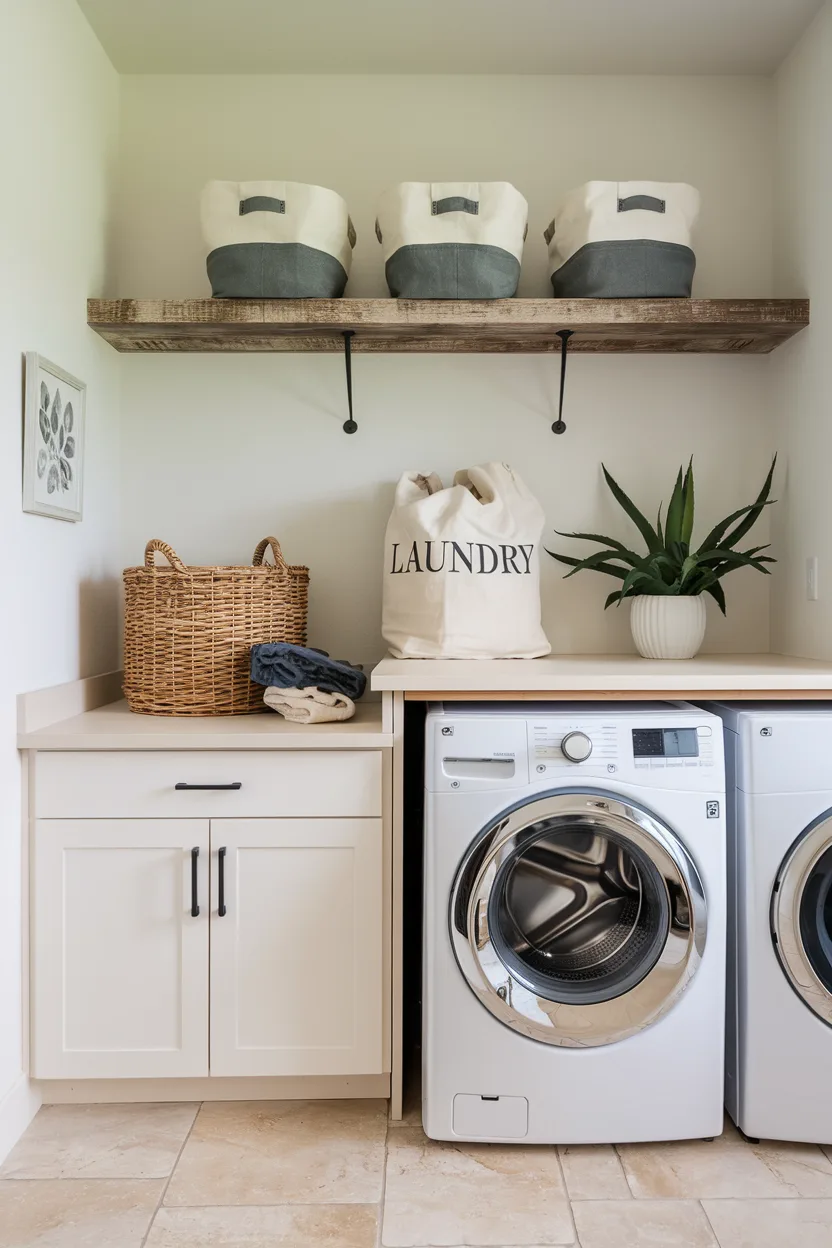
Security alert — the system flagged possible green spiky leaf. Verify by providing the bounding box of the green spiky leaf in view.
[705,580,727,615]
[697,456,776,553]
[681,459,695,547]
[664,466,686,547]
[601,465,662,553]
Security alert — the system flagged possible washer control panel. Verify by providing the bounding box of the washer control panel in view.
[530,721,618,776]
[426,705,724,792]
[528,716,718,787]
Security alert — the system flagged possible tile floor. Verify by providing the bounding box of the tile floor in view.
[3,1097,832,1247]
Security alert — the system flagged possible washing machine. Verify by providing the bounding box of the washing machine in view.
[705,702,832,1144]
[423,702,726,1144]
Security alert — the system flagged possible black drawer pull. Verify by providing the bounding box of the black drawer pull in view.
[190,846,200,917]
[175,782,242,791]
[218,846,227,917]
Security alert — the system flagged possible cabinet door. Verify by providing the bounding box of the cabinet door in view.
[210,819,384,1077]
[32,820,209,1079]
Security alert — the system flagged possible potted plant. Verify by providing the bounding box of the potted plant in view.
[548,458,777,659]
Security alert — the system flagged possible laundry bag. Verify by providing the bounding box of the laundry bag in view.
[544,181,701,298]
[375,183,528,298]
[382,462,551,659]
[201,180,356,298]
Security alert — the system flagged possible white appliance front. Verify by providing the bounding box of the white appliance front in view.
[709,703,832,1144]
[423,703,726,1144]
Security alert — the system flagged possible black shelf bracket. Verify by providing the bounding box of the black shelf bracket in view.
[342,330,357,434]
[552,329,574,435]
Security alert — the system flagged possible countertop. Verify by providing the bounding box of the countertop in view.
[370,652,832,696]
[20,653,832,749]
[18,698,390,751]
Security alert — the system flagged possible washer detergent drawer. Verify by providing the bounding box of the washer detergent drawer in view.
[453,1094,529,1139]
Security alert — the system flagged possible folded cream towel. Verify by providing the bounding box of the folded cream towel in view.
[263,685,355,724]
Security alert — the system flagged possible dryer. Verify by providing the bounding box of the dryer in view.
[706,702,832,1143]
[423,702,726,1144]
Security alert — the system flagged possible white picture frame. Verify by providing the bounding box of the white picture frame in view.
[23,353,86,522]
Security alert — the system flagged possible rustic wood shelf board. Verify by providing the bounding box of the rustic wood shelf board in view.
[88,298,809,355]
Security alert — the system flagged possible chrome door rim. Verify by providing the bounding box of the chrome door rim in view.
[772,812,832,1027]
[449,789,707,1048]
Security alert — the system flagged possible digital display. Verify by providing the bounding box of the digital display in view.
[632,728,699,758]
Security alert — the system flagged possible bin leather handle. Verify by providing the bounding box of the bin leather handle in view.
[617,194,666,213]
[239,195,285,215]
[432,196,479,216]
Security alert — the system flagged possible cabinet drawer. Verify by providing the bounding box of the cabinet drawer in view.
[34,750,382,819]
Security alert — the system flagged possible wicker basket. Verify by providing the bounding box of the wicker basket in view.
[123,537,309,716]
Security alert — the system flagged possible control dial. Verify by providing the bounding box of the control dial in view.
[561,731,593,763]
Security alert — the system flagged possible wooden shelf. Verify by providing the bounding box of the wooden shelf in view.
[88,297,809,355]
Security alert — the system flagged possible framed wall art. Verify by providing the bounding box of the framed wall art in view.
[23,353,86,522]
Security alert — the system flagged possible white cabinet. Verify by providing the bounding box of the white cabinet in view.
[29,749,388,1084]
[210,819,383,1077]
[32,820,210,1079]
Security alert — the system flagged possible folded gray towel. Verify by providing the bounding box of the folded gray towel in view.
[250,643,366,700]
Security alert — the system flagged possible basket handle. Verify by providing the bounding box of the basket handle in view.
[144,539,189,573]
[252,536,289,571]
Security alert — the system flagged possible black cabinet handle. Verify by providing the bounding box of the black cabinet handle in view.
[175,782,242,791]
[190,847,200,917]
[218,846,227,917]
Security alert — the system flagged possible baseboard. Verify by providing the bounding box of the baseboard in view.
[36,1073,391,1104]
[0,1074,41,1164]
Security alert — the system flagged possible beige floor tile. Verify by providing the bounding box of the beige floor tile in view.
[558,1145,630,1200]
[0,1102,198,1180]
[0,1178,162,1248]
[165,1100,387,1207]
[748,1138,832,1197]
[617,1127,824,1199]
[381,1126,575,1246]
[573,1199,717,1247]
[145,1203,379,1247]
[702,1199,832,1248]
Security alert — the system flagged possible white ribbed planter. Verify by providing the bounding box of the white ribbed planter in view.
[630,595,707,660]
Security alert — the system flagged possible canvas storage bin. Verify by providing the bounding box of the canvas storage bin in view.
[544,181,701,298]
[375,182,528,298]
[382,462,550,659]
[201,180,356,298]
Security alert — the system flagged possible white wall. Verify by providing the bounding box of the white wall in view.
[771,1,832,659]
[115,74,777,665]
[0,0,120,1156]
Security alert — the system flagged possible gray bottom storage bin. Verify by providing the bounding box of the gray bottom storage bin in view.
[206,242,350,299]
[385,243,521,299]
[551,239,696,299]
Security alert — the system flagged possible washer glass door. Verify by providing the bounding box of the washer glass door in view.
[772,811,832,1026]
[451,790,707,1047]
